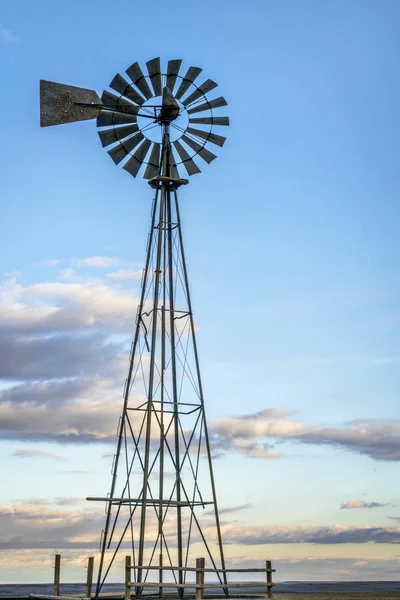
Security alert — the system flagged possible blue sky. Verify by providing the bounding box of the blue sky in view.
[0,0,400,585]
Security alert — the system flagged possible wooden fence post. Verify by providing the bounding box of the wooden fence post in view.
[125,555,131,600]
[196,557,205,600]
[266,560,273,599]
[86,556,94,599]
[54,554,61,596]
[158,553,163,599]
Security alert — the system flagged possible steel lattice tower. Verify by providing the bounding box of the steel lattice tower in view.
[40,57,230,597]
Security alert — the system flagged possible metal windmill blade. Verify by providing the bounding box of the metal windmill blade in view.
[187,126,227,147]
[189,116,230,126]
[173,140,201,175]
[180,134,217,164]
[187,96,228,115]
[98,123,139,148]
[143,142,161,179]
[96,111,137,127]
[166,59,182,93]
[174,66,202,99]
[125,61,153,100]
[108,131,144,165]
[181,79,218,107]
[146,57,162,96]
[101,90,138,112]
[123,138,152,177]
[109,73,146,106]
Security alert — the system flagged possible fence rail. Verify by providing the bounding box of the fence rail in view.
[125,557,275,599]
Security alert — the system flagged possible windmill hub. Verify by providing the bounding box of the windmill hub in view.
[137,93,188,143]
[157,86,180,123]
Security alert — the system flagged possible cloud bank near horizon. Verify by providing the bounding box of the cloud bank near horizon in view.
[1,501,400,550]
[0,549,399,583]
[0,265,399,462]
[340,500,387,510]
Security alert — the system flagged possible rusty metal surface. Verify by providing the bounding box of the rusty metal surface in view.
[181,134,217,164]
[123,138,151,177]
[143,143,161,179]
[187,96,228,115]
[109,73,145,106]
[107,131,144,164]
[182,79,218,107]
[125,62,153,99]
[187,127,226,147]
[174,66,202,99]
[146,57,162,97]
[173,140,201,176]
[189,116,229,126]
[98,124,139,148]
[166,59,182,94]
[40,80,101,127]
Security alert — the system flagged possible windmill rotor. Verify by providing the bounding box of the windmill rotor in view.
[40,57,229,179]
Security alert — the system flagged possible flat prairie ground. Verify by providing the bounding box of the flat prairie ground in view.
[274,594,400,600]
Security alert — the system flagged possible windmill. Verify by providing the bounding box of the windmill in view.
[40,58,230,597]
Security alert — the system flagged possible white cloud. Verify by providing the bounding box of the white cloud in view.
[106,269,142,281]
[220,522,400,545]
[27,281,137,324]
[212,407,305,439]
[0,274,139,333]
[0,25,17,43]
[210,409,400,462]
[230,438,283,459]
[16,497,82,506]
[11,449,65,461]
[341,500,387,510]
[1,503,399,550]
[0,504,103,549]
[53,497,82,506]
[16,498,49,506]
[72,257,120,268]
[0,332,124,380]
[40,260,62,267]
[0,377,121,444]
[297,419,400,461]
[58,267,78,281]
